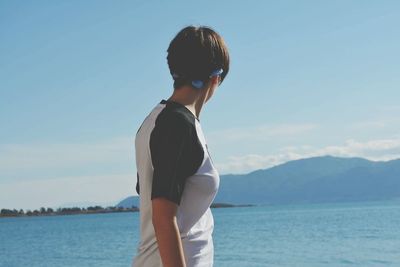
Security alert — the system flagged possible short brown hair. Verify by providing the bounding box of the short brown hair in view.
[167,25,230,90]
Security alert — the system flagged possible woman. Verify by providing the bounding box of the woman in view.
[132,25,230,267]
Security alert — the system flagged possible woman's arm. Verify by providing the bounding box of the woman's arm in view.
[152,197,186,267]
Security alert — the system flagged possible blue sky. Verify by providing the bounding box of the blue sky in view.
[1,0,400,210]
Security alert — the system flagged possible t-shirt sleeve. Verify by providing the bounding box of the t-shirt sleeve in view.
[135,172,140,195]
[149,112,193,205]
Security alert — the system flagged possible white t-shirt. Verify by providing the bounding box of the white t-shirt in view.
[131,99,220,267]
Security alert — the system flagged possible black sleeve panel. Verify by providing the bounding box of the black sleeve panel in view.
[149,110,204,205]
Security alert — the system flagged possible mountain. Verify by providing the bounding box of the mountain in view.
[116,196,139,208]
[117,155,400,207]
[213,155,400,204]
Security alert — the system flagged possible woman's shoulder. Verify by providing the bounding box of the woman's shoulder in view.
[156,101,197,130]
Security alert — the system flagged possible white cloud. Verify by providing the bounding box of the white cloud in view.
[215,137,400,174]
[0,174,138,210]
[351,117,400,130]
[0,137,140,210]
[379,105,400,112]
[0,136,135,172]
[351,120,387,129]
[0,123,317,179]
[208,123,317,142]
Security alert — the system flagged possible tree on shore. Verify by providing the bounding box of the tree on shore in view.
[1,205,140,217]
[1,209,19,216]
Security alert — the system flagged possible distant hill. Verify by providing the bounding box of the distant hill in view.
[116,196,139,208]
[116,155,400,207]
[214,155,400,204]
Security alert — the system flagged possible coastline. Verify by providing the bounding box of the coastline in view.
[0,203,255,218]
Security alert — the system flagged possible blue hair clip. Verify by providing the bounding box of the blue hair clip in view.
[191,68,224,89]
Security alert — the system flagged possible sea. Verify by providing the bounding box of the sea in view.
[1,200,399,267]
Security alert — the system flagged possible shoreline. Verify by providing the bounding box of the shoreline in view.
[0,203,255,218]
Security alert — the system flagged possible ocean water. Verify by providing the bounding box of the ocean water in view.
[1,200,399,267]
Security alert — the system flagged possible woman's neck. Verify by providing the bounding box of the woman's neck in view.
[167,85,208,119]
